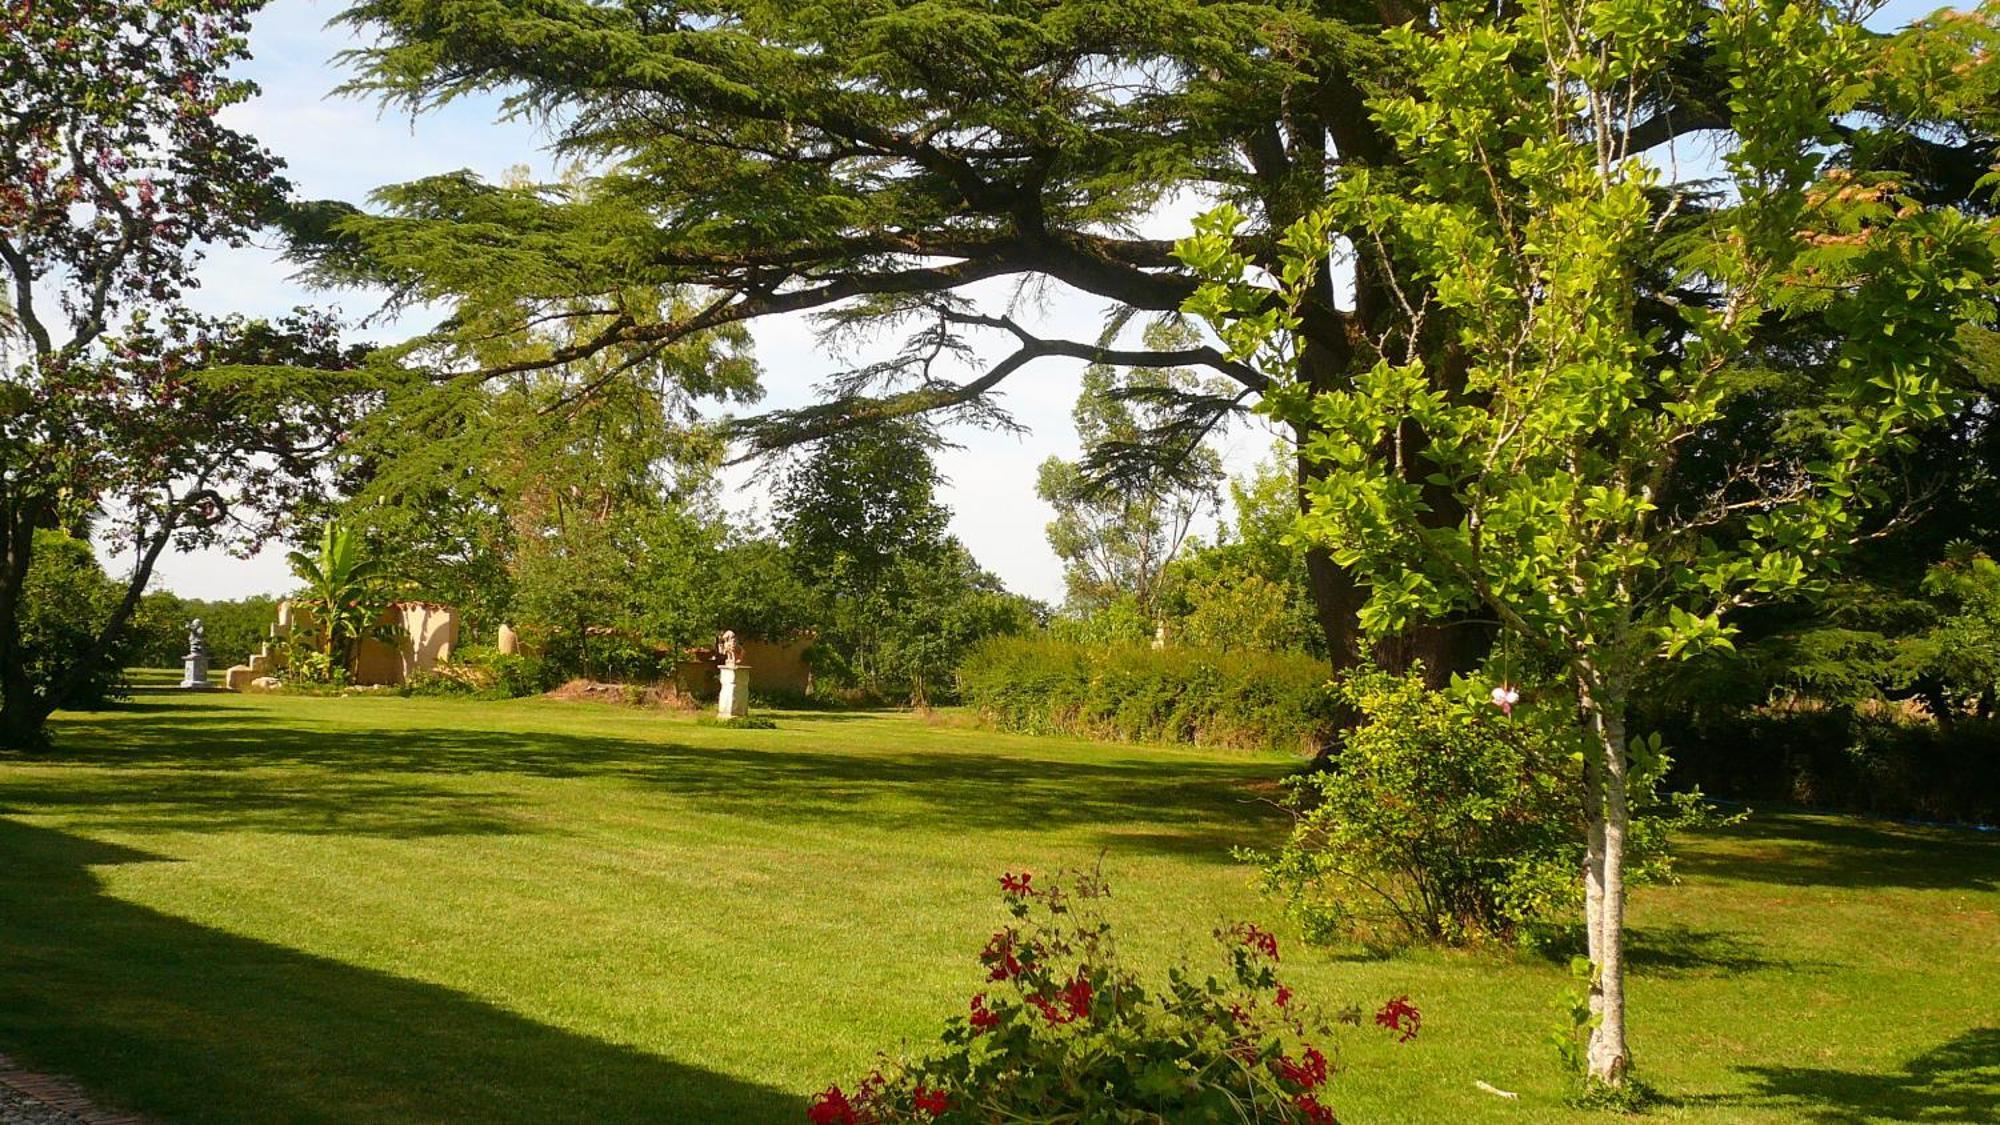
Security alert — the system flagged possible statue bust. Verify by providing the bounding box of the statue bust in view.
[187,618,206,655]
[717,629,744,667]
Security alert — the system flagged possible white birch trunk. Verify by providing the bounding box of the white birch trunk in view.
[1583,740,1607,1030]
[1586,695,1631,1085]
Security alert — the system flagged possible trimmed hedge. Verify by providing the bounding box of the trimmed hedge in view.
[956,635,1339,753]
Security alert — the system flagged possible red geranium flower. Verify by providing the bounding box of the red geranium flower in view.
[1294,1092,1337,1124]
[1059,974,1093,1019]
[999,871,1033,896]
[1275,985,1293,1008]
[912,1086,949,1117]
[968,993,1000,1032]
[979,930,1023,981]
[1374,995,1422,1043]
[1277,1045,1328,1090]
[807,1084,856,1125]
[1236,923,1280,960]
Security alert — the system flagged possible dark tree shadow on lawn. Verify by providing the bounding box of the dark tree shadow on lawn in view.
[1714,1028,2000,1123]
[31,701,1287,862]
[0,767,529,838]
[0,817,802,1124]
[1621,923,1816,978]
[1675,813,2000,893]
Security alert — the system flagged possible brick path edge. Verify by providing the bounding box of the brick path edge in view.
[0,1054,151,1125]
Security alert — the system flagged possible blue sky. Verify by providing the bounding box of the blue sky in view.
[131,0,1946,603]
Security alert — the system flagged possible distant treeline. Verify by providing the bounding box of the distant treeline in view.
[129,594,282,670]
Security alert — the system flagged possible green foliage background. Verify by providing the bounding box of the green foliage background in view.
[958,635,1340,754]
[11,534,131,710]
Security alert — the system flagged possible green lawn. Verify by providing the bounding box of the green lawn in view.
[1,677,1994,1124]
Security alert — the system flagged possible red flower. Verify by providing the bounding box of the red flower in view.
[1236,923,1280,961]
[1025,975,1093,1025]
[979,930,1023,981]
[807,1085,857,1125]
[1277,1045,1328,1090]
[999,871,1033,896]
[1275,985,1293,1008]
[968,993,1000,1032]
[1374,996,1421,1043]
[1028,993,1074,1025]
[1294,1092,1337,1124]
[1068,980,1094,1013]
[912,1086,950,1117]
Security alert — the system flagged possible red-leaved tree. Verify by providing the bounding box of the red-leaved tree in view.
[0,0,370,746]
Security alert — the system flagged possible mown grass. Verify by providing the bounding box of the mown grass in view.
[0,673,1993,1123]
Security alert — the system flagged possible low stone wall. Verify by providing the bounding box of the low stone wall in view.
[673,636,813,700]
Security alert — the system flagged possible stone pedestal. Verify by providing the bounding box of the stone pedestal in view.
[179,650,214,690]
[717,663,750,719]
[497,624,520,656]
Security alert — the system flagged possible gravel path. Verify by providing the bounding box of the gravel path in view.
[0,1083,89,1125]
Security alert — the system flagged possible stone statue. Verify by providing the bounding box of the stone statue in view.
[715,629,749,718]
[717,629,744,668]
[179,618,213,690]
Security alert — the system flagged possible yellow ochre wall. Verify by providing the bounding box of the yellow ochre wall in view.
[282,601,460,686]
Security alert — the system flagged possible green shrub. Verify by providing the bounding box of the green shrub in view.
[15,532,130,710]
[482,651,552,698]
[697,715,778,730]
[1255,669,1720,949]
[956,635,1339,753]
[398,667,481,698]
[276,634,346,687]
[396,647,551,700]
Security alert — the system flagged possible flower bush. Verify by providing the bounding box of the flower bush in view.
[1255,668,1722,950]
[808,870,1417,1123]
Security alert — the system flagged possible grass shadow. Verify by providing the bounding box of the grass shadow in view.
[1622,923,1812,978]
[0,766,528,838]
[0,817,800,1124]
[1675,812,2000,893]
[1714,1027,2000,1123]
[31,700,1287,861]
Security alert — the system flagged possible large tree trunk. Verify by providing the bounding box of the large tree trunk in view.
[1293,353,1490,686]
[1288,136,1490,686]
[0,506,46,751]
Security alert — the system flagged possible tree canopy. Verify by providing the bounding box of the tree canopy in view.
[1036,331,1223,618]
[294,0,2000,674]
[1182,0,1999,1088]
[0,0,374,746]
